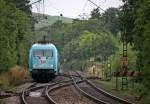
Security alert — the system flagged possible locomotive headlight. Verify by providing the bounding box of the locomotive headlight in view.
[50,64,53,68]
[33,64,36,68]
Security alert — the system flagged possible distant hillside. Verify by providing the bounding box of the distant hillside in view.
[32,12,73,30]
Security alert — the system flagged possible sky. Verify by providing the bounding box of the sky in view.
[31,0,123,18]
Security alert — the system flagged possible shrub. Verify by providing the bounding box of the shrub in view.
[0,66,29,89]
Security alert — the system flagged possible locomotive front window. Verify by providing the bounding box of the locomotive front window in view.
[33,50,43,57]
[44,50,53,57]
[33,49,53,57]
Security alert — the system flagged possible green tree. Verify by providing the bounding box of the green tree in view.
[120,0,137,43]
[102,8,120,36]
[120,0,150,103]
[0,0,31,71]
[5,0,31,15]
[133,0,150,103]
[90,8,101,20]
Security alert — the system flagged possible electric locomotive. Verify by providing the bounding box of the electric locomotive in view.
[29,42,60,82]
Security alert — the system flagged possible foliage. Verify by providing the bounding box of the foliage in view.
[5,0,31,15]
[90,7,120,36]
[119,0,136,43]
[62,30,115,60]
[111,42,137,72]
[0,0,32,71]
[35,17,118,70]
[90,8,101,20]
[0,66,29,90]
[120,0,150,103]
[102,8,120,36]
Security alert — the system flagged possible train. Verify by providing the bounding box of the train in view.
[29,42,60,82]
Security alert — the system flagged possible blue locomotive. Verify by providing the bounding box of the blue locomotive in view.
[29,42,60,81]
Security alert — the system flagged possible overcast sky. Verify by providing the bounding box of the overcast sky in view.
[31,0,123,18]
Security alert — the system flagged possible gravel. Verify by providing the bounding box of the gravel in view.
[49,85,96,104]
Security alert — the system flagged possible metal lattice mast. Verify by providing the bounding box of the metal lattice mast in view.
[121,26,128,90]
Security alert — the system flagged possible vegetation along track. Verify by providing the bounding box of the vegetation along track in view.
[71,71,133,104]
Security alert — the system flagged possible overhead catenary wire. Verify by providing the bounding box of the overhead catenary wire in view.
[30,0,42,6]
[33,3,42,21]
[82,0,88,13]
[48,0,63,15]
[79,0,106,19]
[87,0,105,12]
[78,0,90,20]
[97,0,106,6]
[32,0,48,24]
[42,0,45,15]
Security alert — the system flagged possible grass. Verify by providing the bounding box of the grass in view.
[0,66,29,91]
[84,67,141,103]
[92,77,142,103]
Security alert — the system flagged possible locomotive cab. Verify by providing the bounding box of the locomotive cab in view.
[29,43,59,82]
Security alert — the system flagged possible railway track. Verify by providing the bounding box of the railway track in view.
[21,82,47,104]
[71,71,132,104]
[1,72,133,104]
[46,79,88,104]
[46,72,132,104]
[21,79,73,104]
[0,82,37,99]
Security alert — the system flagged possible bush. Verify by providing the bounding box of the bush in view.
[0,66,29,90]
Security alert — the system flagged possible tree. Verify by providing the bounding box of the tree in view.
[102,8,120,36]
[133,0,150,103]
[90,8,101,20]
[120,0,137,43]
[0,0,31,71]
[5,0,31,15]
[120,0,150,103]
